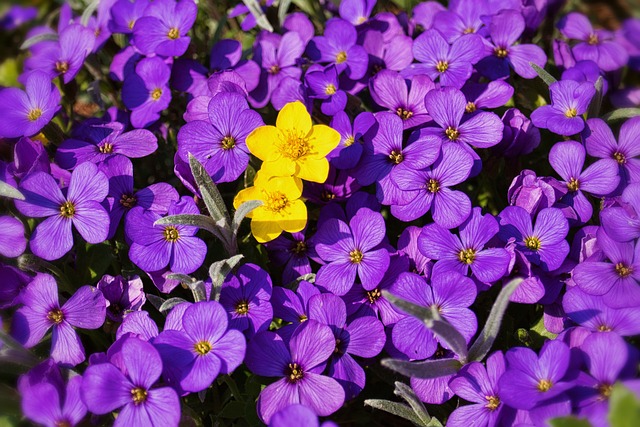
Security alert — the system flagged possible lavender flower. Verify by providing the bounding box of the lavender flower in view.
[265,231,318,284]
[600,183,640,242]
[209,39,261,92]
[109,0,149,34]
[132,0,197,57]
[0,265,31,309]
[305,65,347,116]
[461,80,514,114]
[563,287,640,336]
[493,108,541,158]
[12,274,106,366]
[339,0,376,25]
[507,169,566,216]
[530,80,595,136]
[271,404,338,427]
[97,274,146,322]
[362,32,414,74]
[0,216,26,258]
[228,0,274,31]
[271,280,320,341]
[122,56,172,128]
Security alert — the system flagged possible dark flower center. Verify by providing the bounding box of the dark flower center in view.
[281,131,310,160]
[336,51,347,64]
[465,101,476,113]
[120,193,137,208]
[27,108,43,122]
[615,262,632,278]
[494,46,509,58]
[537,379,552,392]
[99,142,114,154]
[445,126,460,141]
[109,303,122,316]
[151,88,163,101]
[47,308,64,325]
[167,27,180,40]
[567,178,580,192]
[396,107,413,121]
[598,383,612,399]
[268,64,280,74]
[613,151,626,164]
[163,226,180,242]
[458,248,476,264]
[598,324,612,332]
[321,190,336,202]
[265,191,289,212]
[286,362,304,383]
[298,313,308,322]
[131,387,148,405]
[55,61,69,74]
[524,236,541,251]
[349,249,363,264]
[388,149,404,164]
[292,240,307,255]
[55,419,71,427]
[344,135,356,147]
[427,178,440,193]
[194,340,212,355]
[221,135,236,150]
[366,288,381,303]
[235,300,249,315]
[588,33,599,45]
[463,27,475,34]
[436,60,449,73]
[59,201,76,218]
[564,107,578,118]
[485,395,500,411]
[334,338,342,354]
[325,84,337,95]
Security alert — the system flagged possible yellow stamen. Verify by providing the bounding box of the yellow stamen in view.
[524,236,541,250]
[194,340,212,355]
[458,248,476,264]
[336,51,347,64]
[436,60,449,73]
[349,249,363,264]
[47,308,64,324]
[167,27,180,40]
[445,126,460,141]
[27,108,43,122]
[163,226,180,242]
[59,201,76,218]
[325,84,337,95]
[235,300,249,315]
[427,178,440,193]
[131,387,148,405]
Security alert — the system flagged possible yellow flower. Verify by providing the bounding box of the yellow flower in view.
[233,171,307,243]
[246,101,340,183]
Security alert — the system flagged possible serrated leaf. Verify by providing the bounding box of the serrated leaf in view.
[587,76,604,119]
[602,108,640,122]
[382,358,463,379]
[549,416,592,427]
[0,181,24,200]
[364,399,428,427]
[232,200,262,234]
[609,383,640,427]
[384,291,468,362]
[530,62,557,86]
[467,278,523,362]
[394,382,432,426]
[242,0,274,32]
[188,154,231,227]
[20,32,58,50]
[159,297,188,313]
[209,255,244,301]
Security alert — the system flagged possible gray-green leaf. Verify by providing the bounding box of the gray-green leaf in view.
[0,181,25,200]
[394,382,433,426]
[20,32,58,50]
[188,154,231,227]
[159,297,188,313]
[381,357,463,379]
[602,108,640,122]
[530,63,557,86]
[364,399,429,427]
[209,255,244,301]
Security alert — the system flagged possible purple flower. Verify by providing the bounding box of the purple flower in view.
[584,117,640,188]
[498,206,570,272]
[81,336,181,426]
[431,0,486,42]
[126,196,206,275]
[12,274,106,366]
[492,108,541,158]
[271,280,320,341]
[265,231,318,284]
[56,122,158,169]
[476,10,547,79]
[0,216,26,258]
[307,18,369,80]
[314,207,390,295]
[600,183,640,242]
[305,65,347,116]
[461,80,514,114]
[390,271,477,359]
[391,143,473,228]
[109,0,149,34]
[0,71,61,138]
[271,404,338,427]
[558,12,628,71]
[132,0,197,57]
[10,136,51,180]
[116,310,159,342]
[339,0,376,25]
[418,208,510,283]
[303,167,362,204]
[0,265,31,309]
[209,39,261,92]
[245,321,345,424]
[398,226,432,276]
[153,301,246,393]
[97,274,146,322]
[0,5,37,30]
[507,169,566,216]
[410,349,458,404]
[362,32,414,74]
[549,140,620,223]
[308,293,385,399]
[530,80,595,136]
[408,30,484,89]
[177,91,263,183]
[369,70,434,129]
[122,56,172,128]
[562,60,609,94]
[412,1,446,31]
[563,287,640,336]
[15,162,110,261]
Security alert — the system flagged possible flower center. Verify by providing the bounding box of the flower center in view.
[59,201,76,218]
[119,193,137,208]
[130,387,148,405]
[396,107,413,121]
[99,142,113,154]
[321,190,336,202]
[458,248,476,264]
[494,46,509,58]
[465,101,476,113]
[55,420,71,427]
[325,84,337,95]
[235,300,249,315]
[221,135,236,150]
[298,314,308,322]
[485,395,500,411]
[567,178,580,192]
[336,51,347,64]
[344,135,355,147]
[194,340,212,355]
[524,236,541,250]
[47,308,64,325]
[613,151,626,164]
[55,61,69,74]
[163,226,180,242]
[537,379,552,392]
[292,240,307,255]
[128,20,135,30]
[598,324,612,332]
[27,108,43,122]
[265,191,289,213]
[151,88,163,101]
[286,362,304,383]
[366,288,381,303]
[334,338,342,354]
[349,249,363,264]
[269,64,280,74]
[281,131,311,160]
[564,107,578,118]
[427,178,440,193]
[463,27,475,34]
[598,383,612,399]
[436,60,449,73]
[445,126,460,141]
[615,262,632,278]
[388,149,404,164]
[167,27,180,40]
[587,33,599,45]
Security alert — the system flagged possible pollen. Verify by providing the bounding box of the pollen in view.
[298,314,308,322]
[286,362,304,383]
[336,51,347,64]
[265,191,289,213]
[27,108,43,122]
[524,236,541,250]
[485,395,500,410]
[494,47,509,58]
[366,288,382,303]
[194,340,212,355]
[396,107,414,121]
[349,249,364,264]
[235,300,249,315]
[564,108,578,118]
[615,262,632,278]
[47,308,64,325]
[280,131,311,160]
[130,387,148,405]
[120,194,137,208]
[269,64,280,74]
[321,190,336,202]
[163,226,180,242]
[128,20,135,30]
[567,178,580,192]
[167,27,180,40]
[388,150,404,164]
[325,84,337,95]
[221,135,236,150]
[587,33,599,45]
[463,27,475,34]
[344,135,356,147]
[598,383,612,399]
[99,142,114,154]
[458,248,476,264]
[292,240,307,255]
[59,201,76,218]
[445,126,460,141]
[436,60,449,73]
[598,324,612,332]
[151,88,163,101]
[537,379,552,392]
[465,101,476,113]
[55,61,69,74]
[334,338,342,354]
[613,152,626,164]
[427,178,440,193]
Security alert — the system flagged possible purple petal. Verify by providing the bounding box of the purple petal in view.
[81,363,132,414]
[257,379,299,424]
[433,189,472,229]
[316,261,357,296]
[245,331,290,377]
[62,286,106,329]
[290,321,335,370]
[15,172,65,218]
[72,201,110,244]
[549,140,585,182]
[30,215,74,261]
[51,322,85,366]
[298,373,345,416]
[345,315,385,358]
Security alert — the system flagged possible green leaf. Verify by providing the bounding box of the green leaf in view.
[77,242,113,282]
[394,382,433,426]
[81,0,100,26]
[159,297,188,313]
[232,200,263,235]
[278,0,292,25]
[0,181,24,200]
[188,154,231,227]
[467,278,523,362]
[209,255,244,301]
[381,358,463,379]
[155,214,231,246]
[530,62,557,86]
[364,399,428,427]
[602,108,640,122]
[20,32,58,50]
[609,383,640,427]
[0,59,20,87]
[146,294,166,313]
[549,416,592,427]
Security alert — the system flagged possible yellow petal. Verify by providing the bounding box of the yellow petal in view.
[308,124,341,157]
[250,216,283,243]
[277,199,307,233]
[233,187,262,215]
[260,157,296,178]
[295,157,330,183]
[276,101,312,135]
[246,126,282,161]
[268,175,303,199]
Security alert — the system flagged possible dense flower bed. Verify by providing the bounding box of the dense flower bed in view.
[0,0,639,426]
